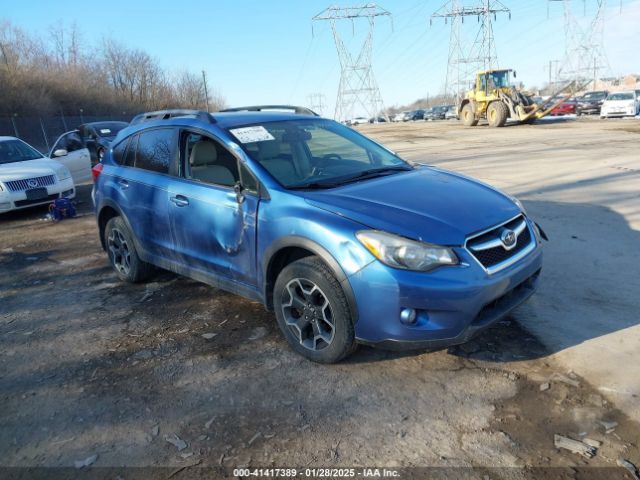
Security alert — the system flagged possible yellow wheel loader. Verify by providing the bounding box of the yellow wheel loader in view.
[459,69,579,127]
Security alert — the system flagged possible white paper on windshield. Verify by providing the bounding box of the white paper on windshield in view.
[230,126,275,143]
[100,129,112,134]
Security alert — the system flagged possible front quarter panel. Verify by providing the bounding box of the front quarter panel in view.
[258,190,375,308]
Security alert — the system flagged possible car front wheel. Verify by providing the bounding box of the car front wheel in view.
[274,256,356,363]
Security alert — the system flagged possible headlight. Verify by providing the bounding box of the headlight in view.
[356,230,458,272]
[56,167,71,181]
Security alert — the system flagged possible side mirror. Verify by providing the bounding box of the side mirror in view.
[53,149,68,157]
[234,181,245,204]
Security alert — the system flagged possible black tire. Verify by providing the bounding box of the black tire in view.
[273,256,356,363]
[487,101,508,127]
[461,104,478,126]
[104,216,153,283]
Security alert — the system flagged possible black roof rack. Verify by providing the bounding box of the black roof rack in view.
[220,105,319,116]
[130,109,215,125]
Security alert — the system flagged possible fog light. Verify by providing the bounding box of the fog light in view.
[400,308,417,325]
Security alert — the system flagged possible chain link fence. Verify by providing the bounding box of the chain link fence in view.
[0,113,132,154]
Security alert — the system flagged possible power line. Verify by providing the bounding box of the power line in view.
[312,4,392,121]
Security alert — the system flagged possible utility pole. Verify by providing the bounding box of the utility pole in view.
[312,4,392,122]
[202,70,210,112]
[431,0,510,106]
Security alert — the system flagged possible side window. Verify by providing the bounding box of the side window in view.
[182,131,239,188]
[135,128,175,174]
[112,137,129,165]
[239,162,258,194]
[57,132,84,153]
[123,134,137,167]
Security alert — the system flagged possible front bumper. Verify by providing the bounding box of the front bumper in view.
[0,178,75,213]
[601,107,637,117]
[348,224,543,349]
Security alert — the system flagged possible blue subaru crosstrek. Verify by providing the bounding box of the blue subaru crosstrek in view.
[92,106,543,363]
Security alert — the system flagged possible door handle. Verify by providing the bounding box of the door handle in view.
[117,179,129,189]
[170,195,189,207]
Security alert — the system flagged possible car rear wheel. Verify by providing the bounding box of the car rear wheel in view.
[274,256,356,363]
[105,216,152,283]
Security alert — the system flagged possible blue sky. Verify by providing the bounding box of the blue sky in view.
[4,0,639,117]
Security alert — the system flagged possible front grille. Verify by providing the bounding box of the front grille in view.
[5,175,56,192]
[467,215,534,271]
[14,193,59,207]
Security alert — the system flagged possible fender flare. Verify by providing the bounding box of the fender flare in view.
[459,99,475,114]
[262,236,359,323]
[96,201,144,256]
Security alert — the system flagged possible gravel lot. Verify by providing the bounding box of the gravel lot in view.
[1,117,639,478]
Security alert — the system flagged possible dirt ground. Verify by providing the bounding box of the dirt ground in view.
[1,117,639,479]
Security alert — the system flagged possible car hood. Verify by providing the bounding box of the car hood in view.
[0,158,62,182]
[303,167,520,246]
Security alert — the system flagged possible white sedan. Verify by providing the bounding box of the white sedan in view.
[600,91,640,118]
[0,136,78,213]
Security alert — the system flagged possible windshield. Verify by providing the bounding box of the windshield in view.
[0,139,44,164]
[483,71,509,89]
[607,92,634,101]
[229,119,411,189]
[91,122,128,138]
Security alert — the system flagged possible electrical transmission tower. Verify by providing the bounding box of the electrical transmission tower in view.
[548,0,610,88]
[431,0,510,105]
[312,4,391,121]
[306,93,327,116]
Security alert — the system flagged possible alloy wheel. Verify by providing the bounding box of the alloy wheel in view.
[281,278,335,351]
[107,228,131,275]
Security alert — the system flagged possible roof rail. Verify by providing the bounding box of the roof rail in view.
[220,105,320,116]
[129,109,216,125]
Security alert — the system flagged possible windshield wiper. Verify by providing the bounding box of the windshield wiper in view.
[287,166,412,190]
[333,166,413,185]
[287,181,343,190]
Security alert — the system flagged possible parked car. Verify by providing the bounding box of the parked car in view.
[444,105,459,120]
[0,136,75,213]
[93,107,543,363]
[368,116,387,124]
[406,109,426,121]
[549,96,577,116]
[49,131,93,184]
[576,91,608,116]
[347,117,368,126]
[78,121,129,163]
[392,111,410,122]
[424,105,452,121]
[600,91,640,118]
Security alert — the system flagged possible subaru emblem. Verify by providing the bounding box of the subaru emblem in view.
[500,229,517,250]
